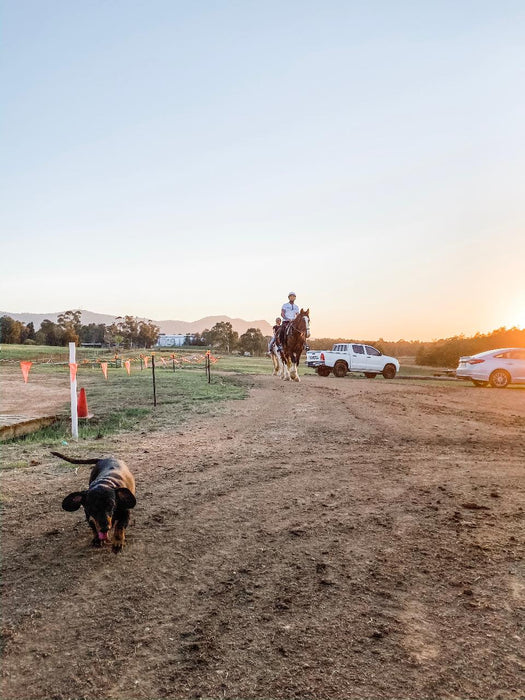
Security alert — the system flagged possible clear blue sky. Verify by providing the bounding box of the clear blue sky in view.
[2,0,524,339]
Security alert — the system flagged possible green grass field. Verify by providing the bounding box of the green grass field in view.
[1,344,455,452]
[1,347,255,450]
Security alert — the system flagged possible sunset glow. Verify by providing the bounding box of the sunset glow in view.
[1,2,524,342]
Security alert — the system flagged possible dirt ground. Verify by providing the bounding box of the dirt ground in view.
[0,370,70,416]
[1,374,524,700]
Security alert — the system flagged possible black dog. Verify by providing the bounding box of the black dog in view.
[54,451,136,553]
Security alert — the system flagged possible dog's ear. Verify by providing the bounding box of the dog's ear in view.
[62,491,86,511]
[115,488,136,509]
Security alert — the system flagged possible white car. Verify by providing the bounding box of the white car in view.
[456,347,525,388]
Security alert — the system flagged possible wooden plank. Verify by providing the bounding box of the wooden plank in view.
[0,415,57,441]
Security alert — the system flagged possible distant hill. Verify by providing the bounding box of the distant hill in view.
[0,309,273,337]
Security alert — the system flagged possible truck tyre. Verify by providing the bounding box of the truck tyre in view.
[317,366,331,377]
[382,364,396,379]
[364,373,377,378]
[333,361,348,378]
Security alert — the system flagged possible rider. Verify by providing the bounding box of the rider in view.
[277,292,299,350]
[268,317,282,353]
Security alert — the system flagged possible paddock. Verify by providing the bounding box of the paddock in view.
[2,371,524,700]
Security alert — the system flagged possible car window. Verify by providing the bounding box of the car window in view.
[365,345,381,356]
[352,345,364,354]
[509,350,525,360]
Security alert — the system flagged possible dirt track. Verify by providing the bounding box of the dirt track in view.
[2,375,524,700]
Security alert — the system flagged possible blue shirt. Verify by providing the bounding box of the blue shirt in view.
[281,302,299,321]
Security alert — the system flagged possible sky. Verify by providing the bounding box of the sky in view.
[1,0,524,340]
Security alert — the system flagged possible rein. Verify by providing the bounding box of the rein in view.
[290,315,308,338]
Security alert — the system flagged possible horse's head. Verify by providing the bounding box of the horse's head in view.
[297,308,311,338]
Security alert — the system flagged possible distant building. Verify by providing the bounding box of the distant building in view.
[156,333,194,347]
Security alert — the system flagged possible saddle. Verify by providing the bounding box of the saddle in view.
[276,321,293,350]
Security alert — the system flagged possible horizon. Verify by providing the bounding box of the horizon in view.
[1,1,524,338]
[2,306,523,344]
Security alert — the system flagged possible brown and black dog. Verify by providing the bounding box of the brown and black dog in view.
[54,451,136,553]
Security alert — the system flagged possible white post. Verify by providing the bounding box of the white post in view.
[69,342,78,440]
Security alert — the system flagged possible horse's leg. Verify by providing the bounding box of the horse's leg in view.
[271,351,279,375]
[277,348,286,379]
[281,354,291,380]
[290,349,302,381]
[290,353,300,381]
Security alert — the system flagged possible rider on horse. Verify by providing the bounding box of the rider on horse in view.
[268,317,282,353]
[277,292,299,351]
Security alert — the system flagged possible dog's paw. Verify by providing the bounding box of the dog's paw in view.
[112,542,123,554]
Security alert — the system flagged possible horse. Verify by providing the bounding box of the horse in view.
[270,342,281,376]
[277,308,310,382]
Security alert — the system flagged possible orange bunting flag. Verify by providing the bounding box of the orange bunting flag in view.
[69,363,78,383]
[100,362,108,380]
[144,357,149,369]
[20,361,32,383]
[124,360,131,375]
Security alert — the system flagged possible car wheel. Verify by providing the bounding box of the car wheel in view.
[472,380,488,387]
[333,361,348,378]
[489,369,510,389]
[382,364,396,379]
[317,366,331,377]
[364,373,377,378]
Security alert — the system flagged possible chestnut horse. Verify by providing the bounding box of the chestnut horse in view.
[277,308,310,382]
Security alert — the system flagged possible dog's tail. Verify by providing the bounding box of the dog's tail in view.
[51,451,99,465]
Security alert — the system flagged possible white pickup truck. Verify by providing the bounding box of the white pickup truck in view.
[306,343,400,379]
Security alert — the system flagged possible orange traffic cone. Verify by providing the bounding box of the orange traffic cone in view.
[77,387,92,419]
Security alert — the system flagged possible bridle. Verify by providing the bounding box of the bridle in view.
[291,313,310,339]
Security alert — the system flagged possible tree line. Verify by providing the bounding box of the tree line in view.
[415,327,525,367]
[6,311,519,364]
[0,311,161,348]
[307,326,525,368]
[0,314,271,355]
[308,337,425,357]
[200,321,269,356]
